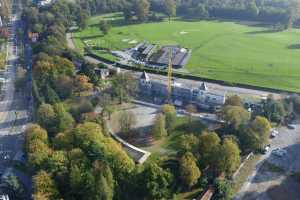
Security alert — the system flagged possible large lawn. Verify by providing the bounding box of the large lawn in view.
[73,13,300,92]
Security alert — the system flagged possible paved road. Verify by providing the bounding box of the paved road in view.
[0,0,31,180]
[235,118,300,200]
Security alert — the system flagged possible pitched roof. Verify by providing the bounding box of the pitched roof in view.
[199,82,208,91]
[140,71,150,81]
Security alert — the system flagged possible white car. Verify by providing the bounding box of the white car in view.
[270,129,279,138]
[272,148,287,157]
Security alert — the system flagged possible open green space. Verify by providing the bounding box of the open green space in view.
[73,13,300,92]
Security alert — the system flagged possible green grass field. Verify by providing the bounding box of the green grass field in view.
[73,13,300,92]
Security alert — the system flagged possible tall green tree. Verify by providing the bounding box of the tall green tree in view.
[111,73,137,103]
[99,20,110,35]
[152,113,167,139]
[161,104,177,132]
[37,104,56,134]
[198,132,221,168]
[119,111,136,138]
[217,138,241,175]
[141,163,173,199]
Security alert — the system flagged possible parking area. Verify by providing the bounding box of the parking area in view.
[237,117,300,200]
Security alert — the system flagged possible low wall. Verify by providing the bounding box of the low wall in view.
[107,125,151,164]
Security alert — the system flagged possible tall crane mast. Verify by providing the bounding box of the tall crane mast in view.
[167,49,173,103]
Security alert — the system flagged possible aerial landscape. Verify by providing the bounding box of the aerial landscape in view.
[0,0,299,200]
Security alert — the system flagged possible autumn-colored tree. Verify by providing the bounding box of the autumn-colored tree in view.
[33,170,60,200]
[224,95,243,107]
[74,75,93,96]
[179,152,201,188]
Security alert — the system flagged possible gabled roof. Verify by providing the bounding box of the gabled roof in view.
[199,82,208,91]
[140,71,150,81]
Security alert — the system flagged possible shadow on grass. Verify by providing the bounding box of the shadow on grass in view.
[287,44,300,50]
[246,29,280,35]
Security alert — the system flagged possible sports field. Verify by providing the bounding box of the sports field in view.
[73,13,300,92]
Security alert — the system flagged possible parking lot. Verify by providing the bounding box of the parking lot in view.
[237,117,300,200]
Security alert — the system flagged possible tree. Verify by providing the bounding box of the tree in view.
[217,138,241,175]
[179,152,201,188]
[141,163,173,199]
[164,0,176,21]
[214,179,233,200]
[286,0,300,29]
[77,11,89,29]
[111,73,137,103]
[27,140,51,170]
[46,150,68,174]
[0,175,26,200]
[152,113,167,139]
[92,161,114,200]
[53,103,75,133]
[178,134,199,153]
[134,0,150,22]
[33,170,60,200]
[161,104,177,132]
[222,106,251,130]
[37,104,56,134]
[251,116,271,149]
[185,104,197,123]
[45,84,60,104]
[198,132,221,168]
[194,4,209,19]
[74,75,93,96]
[264,96,286,123]
[99,20,110,35]
[247,0,259,17]
[54,75,73,99]
[119,111,136,138]
[224,95,243,107]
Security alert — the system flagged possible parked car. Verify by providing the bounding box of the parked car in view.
[272,148,287,157]
[287,124,296,130]
[270,129,279,138]
[263,144,271,154]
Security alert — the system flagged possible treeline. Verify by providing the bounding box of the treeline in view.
[70,0,300,29]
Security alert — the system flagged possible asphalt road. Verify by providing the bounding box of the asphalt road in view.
[0,0,31,179]
[235,118,300,200]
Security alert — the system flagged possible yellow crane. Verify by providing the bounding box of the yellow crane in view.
[167,49,173,103]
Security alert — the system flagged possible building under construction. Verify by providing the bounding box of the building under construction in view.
[139,71,226,109]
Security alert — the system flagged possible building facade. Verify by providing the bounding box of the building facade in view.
[139,72,225,109]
